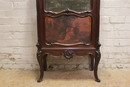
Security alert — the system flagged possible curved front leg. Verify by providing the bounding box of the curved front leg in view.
[37,51,44,82]
[37,53,48,82]
[37,53,47,82]
[94,50,101,82]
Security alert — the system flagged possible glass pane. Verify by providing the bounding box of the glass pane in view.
[45,16,91,44]
[45,0,91,12]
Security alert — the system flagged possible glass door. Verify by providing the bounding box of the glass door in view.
[45,0,92,45]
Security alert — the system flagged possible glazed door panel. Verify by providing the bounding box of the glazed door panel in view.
[45,0,91,12]
[45,16,92,45]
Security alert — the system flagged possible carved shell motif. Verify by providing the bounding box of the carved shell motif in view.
[63,50,74,59]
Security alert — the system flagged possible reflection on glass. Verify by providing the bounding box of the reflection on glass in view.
[45,0,91,12]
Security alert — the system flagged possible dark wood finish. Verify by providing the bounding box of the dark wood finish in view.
[36,0,101,82]
[45,16,91,44]
[89,54,94,71]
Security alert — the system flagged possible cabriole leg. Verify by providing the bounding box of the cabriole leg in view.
[37,53,48,82]
[37,52,44,82]
[94,51,101,82]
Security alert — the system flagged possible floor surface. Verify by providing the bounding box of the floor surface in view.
[0,69,130,87]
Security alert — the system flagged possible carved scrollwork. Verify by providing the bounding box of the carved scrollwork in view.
[45,8,92,18]
[63,50,74,59]
[36,43,42,56]
[97,42,101,50]
[36,43,40,49]
[96,50,101,58]
[96,41,101,58]
[45,42,91,46]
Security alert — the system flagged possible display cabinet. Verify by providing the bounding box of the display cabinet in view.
[36,0,101,82]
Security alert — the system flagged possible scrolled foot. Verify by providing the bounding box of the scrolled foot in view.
[37,77,43,82]
[37,74,43,82]
[95,78,101,82]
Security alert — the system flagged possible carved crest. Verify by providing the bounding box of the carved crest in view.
[63,50,74,59]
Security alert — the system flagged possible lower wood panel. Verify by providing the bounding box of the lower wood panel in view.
[45,16,92,44]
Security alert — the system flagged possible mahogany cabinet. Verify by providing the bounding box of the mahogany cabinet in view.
[36,0,101,82]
